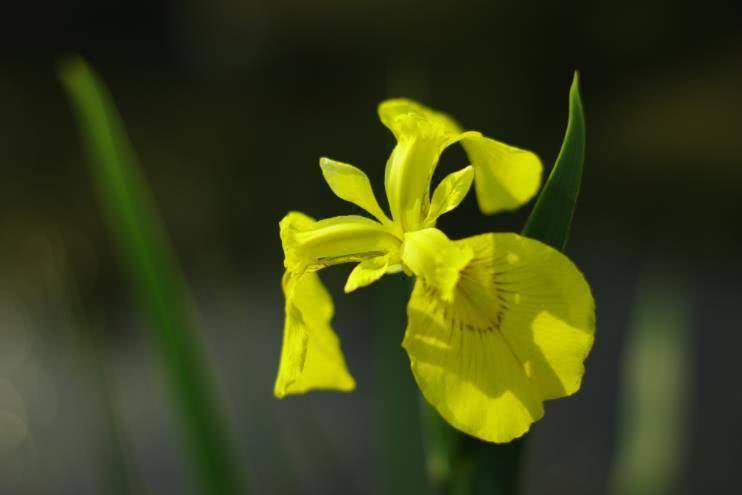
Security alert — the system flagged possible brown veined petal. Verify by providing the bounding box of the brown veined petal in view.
[403,232,595,442]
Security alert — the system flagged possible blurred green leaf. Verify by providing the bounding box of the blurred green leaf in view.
[72,311,143,495]
[60,57,245,495]
[610,271,692,495]
[421,72,587,494]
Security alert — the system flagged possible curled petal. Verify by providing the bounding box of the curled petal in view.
[280,212,401,274]
[461,135,543,215]
[274,271,356,397]
[344,254,391,293]
[404,233,595,442]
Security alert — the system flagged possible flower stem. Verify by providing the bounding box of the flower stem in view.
[420,401,527,494]
[374,275,428,494]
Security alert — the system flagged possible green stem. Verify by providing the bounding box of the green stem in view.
[420,402,526,495]
[374,275,428,495]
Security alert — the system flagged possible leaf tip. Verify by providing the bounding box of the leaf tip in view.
[58,54,89,86]
[571,70,580,88]
[569,71,583,106]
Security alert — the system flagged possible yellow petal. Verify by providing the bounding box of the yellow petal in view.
[461,134,543,215]
[423,166,474,227]
[344,254,391,293]
[403,233,595,442]
[401,228,472,303]
[378,98,462,141]
[280,212,401,274]
[405,283,544,443]
[378,98,479,231]
[481,233,595,399]
[274,271,356,397]
[319,157,392,226]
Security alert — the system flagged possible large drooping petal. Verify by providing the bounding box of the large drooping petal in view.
[461,135,543,215]
[274,271,355,397]
[319,157,393,227]
[403,232,595,443]
[378,98,478,231]
[280,212,402,274]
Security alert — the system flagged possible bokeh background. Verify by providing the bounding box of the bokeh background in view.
[1,1,741,493]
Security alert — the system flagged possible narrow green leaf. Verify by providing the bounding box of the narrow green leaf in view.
[523,71,586,252]
[60,57,245,495]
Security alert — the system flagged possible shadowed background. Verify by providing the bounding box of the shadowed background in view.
[1,0,741,493]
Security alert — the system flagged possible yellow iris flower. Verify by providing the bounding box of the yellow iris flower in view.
[274,98,595,443]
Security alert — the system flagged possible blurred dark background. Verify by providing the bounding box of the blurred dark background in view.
[1,1,741,493]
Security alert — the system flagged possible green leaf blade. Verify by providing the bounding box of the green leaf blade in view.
[523,71,586,252]
[60,57,246,495]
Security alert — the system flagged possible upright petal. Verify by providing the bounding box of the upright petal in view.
[461,135,543,215]
[378,98,478,231]
[423,166,474,227]
[320,157,393,226]
[275,271,356,397]
[280,212,402,274]
[403,232,594,442]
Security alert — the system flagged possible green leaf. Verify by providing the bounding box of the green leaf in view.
[523,71,586,252]
[60,57,246,495]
